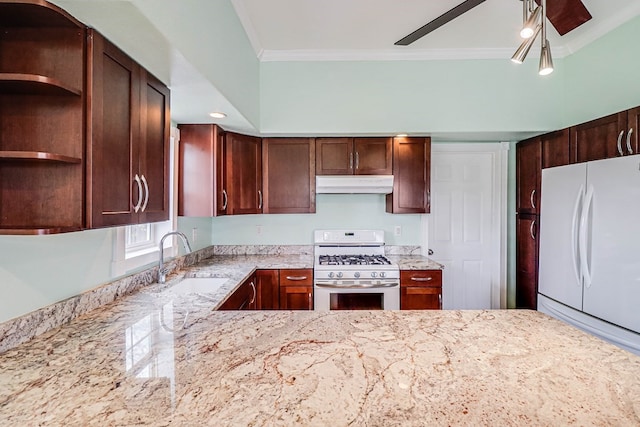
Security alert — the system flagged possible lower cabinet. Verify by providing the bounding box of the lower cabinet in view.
[279,269,314,310]
[400,270,442,310]
[515,214,539,309]
[256,269,280,310]
[218,273,257,310]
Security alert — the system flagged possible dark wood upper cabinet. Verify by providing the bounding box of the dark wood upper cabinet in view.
[226,132,262,215]
[386,137,431,214]
[178,124,227,217]
[0,0,86,234]
[570,112,628,163]
[316,137,392,175]
[262,137,315,214]
[516,137,541,215]
[625,107,640,156]
[87,30,169,228]
[541,128,570,169]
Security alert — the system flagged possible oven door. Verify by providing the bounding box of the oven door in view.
[314,280,400,311]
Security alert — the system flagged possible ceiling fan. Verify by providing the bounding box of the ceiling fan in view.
[394,0,592,46]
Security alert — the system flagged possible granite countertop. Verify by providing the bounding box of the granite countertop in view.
[2,264,640,426]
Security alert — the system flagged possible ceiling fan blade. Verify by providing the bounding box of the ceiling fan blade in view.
[394,0,487,46]
[535,0,592,36]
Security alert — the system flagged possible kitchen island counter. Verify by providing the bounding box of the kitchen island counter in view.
[1,283,639,426]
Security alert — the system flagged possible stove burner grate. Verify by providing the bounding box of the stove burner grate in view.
[318,254,391,266]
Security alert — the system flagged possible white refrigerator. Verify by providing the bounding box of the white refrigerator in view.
[538,155,640,355]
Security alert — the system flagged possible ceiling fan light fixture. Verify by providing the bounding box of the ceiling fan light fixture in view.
[511,25,541,64]
[520,6,542,39]
[539,41,554,75]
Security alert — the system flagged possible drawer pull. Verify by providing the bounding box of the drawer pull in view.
[285,276,308,281]
[410,277,433,282]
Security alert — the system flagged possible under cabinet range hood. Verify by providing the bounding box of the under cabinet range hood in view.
[315,175,394,194]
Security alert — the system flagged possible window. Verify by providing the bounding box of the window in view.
[112,128,178,276]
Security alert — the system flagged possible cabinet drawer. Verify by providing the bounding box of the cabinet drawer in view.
[279,269,313,286]
[400,270,442,286]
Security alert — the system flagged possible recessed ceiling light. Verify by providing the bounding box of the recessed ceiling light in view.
[396,133,408,137]
[209,112,226,119]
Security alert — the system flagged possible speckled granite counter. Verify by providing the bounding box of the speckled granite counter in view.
[1,287,639,426]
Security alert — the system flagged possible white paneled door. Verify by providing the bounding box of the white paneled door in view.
[428,143,507,309]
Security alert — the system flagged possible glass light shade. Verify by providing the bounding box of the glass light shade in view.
[539,41,554,75]
[520,6,542,39]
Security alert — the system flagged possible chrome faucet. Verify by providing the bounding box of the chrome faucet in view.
[158,231,193,284]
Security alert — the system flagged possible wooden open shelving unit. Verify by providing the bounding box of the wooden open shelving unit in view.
[0,0,87,235]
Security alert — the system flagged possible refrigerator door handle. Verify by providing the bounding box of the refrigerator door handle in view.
[579,185,594,288]
[571,186,584,287]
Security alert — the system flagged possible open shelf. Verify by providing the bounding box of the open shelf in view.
[0,1,83,28]
[0,73,82,96]
[0,151,82,163]
[0,226,83,235]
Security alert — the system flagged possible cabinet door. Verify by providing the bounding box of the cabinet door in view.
[515,214,538,309]
[178,124,226,216]
[256,270,279,310]
[88,31,140,228]
[516,138,541,215]
[353,137,392,175]
[386,137,431,213]
[400,270,442,310]
[570,112,627,162]
[626,107,640,156]
[262,138,315,213]
[218,275,257,310]
[316,137,353,175]
[541,129,570,169]
[226,132,262,215]
[280,286,313,310]
[138,70,169,224]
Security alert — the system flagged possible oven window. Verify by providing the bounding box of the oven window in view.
[329,293,384,310]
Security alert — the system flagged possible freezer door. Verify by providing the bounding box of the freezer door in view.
[583,156,640,334]
[538,163,586,310]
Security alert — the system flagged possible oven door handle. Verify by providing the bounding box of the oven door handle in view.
[314,281,399,289]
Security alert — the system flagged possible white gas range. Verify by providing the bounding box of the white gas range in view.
[313,229,400,310]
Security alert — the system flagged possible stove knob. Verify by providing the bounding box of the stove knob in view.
[371,272,377,278]
[380,271,386,278]
[328,272,334,278]
[336,272,343,278]
[354,272,360,278]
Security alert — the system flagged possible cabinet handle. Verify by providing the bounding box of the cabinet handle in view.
[222,189,228,210]
[249,281,256,305]
[140,174,149,212]
[410,276,433,282]
[530,189,536,209]
[627,128,634,155]
[285,276,308,281]
[133,174,143,213]
[617,130,625,156]
[349,152,354,170]
[309,292,313,309]
[258,190,263,210]
[530,219,536,240]
[355,151,360,169]
[439,293,442,309]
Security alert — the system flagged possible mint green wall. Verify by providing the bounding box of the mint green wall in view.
[133,0,261,128]
[210,194,422,245]
[177,217,215,251]
[0,229,114,323]
[260,59,565,135]
[563,16,640,126]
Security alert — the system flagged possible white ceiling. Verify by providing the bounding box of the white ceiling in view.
[48,0,640,136]
[233,0,640,61]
